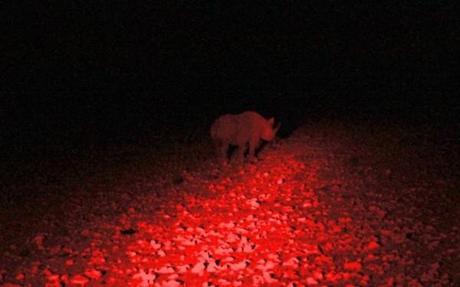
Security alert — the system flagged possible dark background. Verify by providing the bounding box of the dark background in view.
[2,1,458,155]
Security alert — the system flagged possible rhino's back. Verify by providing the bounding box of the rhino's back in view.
[237,111,268,134]
[238,111,266,125]
[210,114,239,141]
[211,111,267,143]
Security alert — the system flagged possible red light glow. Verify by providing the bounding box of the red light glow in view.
[2,126,457,286]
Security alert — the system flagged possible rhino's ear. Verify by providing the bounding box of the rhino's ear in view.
[268,117,275,126]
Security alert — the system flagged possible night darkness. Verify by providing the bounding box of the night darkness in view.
[1,1,459,286]
[3,1,457,149]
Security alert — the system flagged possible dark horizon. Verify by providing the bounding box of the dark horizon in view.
[2,2,458,152]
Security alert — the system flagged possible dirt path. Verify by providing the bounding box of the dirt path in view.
[1,120,459,286]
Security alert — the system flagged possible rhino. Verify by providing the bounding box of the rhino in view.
[210,111,280,164]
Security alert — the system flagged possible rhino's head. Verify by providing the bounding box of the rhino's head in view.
[261,117,281,141]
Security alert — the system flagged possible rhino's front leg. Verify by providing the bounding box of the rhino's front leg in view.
[247,137,258,162]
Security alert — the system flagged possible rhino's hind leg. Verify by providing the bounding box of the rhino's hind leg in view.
[233,143,247,164]
[218,141,229,165]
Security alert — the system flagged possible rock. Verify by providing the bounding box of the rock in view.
[282,257,299,268]
[191,262,206,275]
[313,271,324,280]
[150,240,162,249]
[367,240,380,251]
[70,274,89,286]
[306,277,319,285]
[156,265,175,274]
[217,279,231,285]
[65,259,75,266]
[32,233,46,250]
[344,261,362,272]
[263,271,278,283]
[206,261,220,273]
[15,273,25,281]
[229,260,249,271]
[85,269,102,280]
[176,265,190,274]
[162,279,182,287]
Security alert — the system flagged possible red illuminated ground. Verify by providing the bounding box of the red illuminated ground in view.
[1,120,459,286]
